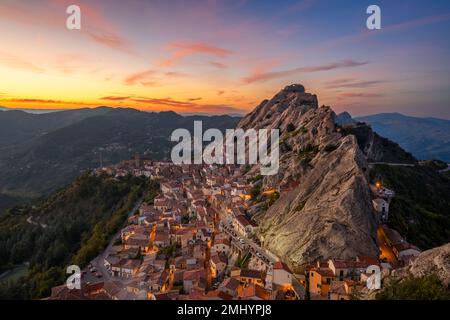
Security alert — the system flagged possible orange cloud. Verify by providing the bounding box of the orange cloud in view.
[243,60,368,84]
[100,96,131,101]
[124,70,157,87]
[160,41,233,66]
[0,51,44,73]
[98,95,244,115]
[0,97,94,108]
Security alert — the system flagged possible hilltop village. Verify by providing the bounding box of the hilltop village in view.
[49,154,421,300]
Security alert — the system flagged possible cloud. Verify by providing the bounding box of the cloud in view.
[123,69,187,87]
[84,29,134,55]
[209,61,228,69]
[6,98,64,104]
[2,97,93,107]
[275,0,317,18]
[0,1,134,55]
[337,92,382,99]
[0,51,44,73]
[324,78,385,89]
[243,60,368,84]
[313,12,450,53]
[160,41,233,66]
[98,95,244,115]
[124,70,157,86]
[100,96,131,101]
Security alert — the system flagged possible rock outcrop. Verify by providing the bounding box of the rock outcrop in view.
[392,242,450,286]
[238,84,379,272]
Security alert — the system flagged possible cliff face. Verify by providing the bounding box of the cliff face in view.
[239,84,379,272]
[340,124,417,164]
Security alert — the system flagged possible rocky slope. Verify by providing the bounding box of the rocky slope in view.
[238,84,379,272]
[409,243,450,285]
[357,242,450,300]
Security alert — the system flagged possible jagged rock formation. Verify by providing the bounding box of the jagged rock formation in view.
[392,242,450,286]
[239,84,379,272]
[357,242,450,299]
[335,112,357,126]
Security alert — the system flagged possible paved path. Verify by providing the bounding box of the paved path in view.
[26,216,47,228]
[90,198,143,282]
[220,219,278,266]
[368,162,415,167]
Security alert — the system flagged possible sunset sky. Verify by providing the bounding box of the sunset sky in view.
[1,0,449,118]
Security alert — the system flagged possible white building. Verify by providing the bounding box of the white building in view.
[372,198,389,221]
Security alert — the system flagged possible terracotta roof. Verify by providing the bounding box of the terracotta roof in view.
[217,291,233,300]
[273,261,292,274]
[311,267,335,277]
[235,215,257,227]
[330,259,356,269]
[240,269,264,279]
[223,277,240,291]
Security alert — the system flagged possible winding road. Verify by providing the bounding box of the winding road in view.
[89,198,144,282]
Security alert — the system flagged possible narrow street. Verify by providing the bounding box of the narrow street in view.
[220,219,277,267]
[377,227,399,268]
[89,198,144,282]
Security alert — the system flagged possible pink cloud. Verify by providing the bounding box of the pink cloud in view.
[337,92,382,98]
[209,61,228,69]
[160,41,233,66]
[0,1,134,54]
[84,29,134,54]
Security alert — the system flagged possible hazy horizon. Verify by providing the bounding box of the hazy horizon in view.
[2,101,450,120]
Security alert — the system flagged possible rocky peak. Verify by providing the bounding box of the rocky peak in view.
[238,84,318,130]
[240,84,379,272]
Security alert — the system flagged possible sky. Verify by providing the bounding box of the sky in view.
[0,0,449,118]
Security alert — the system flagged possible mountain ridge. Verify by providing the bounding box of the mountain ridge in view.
[355,112,450,162]
[0,108,240,211]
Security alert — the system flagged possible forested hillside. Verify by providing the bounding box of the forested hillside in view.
[370,164,450,249]
[0,173,158,299]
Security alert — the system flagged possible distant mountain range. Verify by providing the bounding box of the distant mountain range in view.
[0,106,64,114]
[0,107,240,211]
[336,112,450,162]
